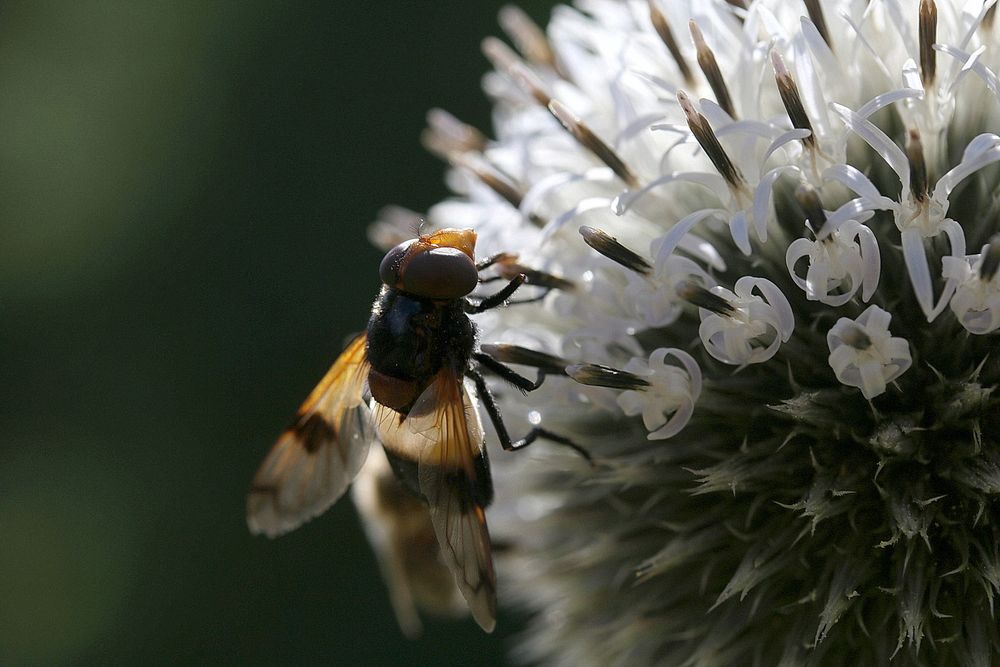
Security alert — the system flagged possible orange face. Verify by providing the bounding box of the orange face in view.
[378,228,480,300]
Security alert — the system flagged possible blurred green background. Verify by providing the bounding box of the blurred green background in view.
[0,2,554,664]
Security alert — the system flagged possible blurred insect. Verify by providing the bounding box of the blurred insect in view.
[350,446,467,638]
[246,227,586,633]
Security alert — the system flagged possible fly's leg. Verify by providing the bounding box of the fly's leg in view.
[466,367,593,464]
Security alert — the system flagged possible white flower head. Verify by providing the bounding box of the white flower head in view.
[380,1,1000,664]
[827,305,913,399]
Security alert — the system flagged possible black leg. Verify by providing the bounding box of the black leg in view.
[476,252,516,271]
[465,274,526,313]
[475,277,551,304]
[472,351,544,392]
[467,368,593,464]
[504,291,551,306]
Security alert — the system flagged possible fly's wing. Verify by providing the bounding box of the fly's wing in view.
[351,445,468,639]
[247,334,373,538]
[373,371,497,633]
[350,447,424,639]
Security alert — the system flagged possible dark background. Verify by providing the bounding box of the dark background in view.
[0,2,553,664]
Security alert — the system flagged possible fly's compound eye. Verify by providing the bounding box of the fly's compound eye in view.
[379,240,416,286]
[401,246,479,299]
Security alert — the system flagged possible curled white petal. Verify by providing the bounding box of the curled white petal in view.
[617,348,702,440]
[698,277,794,366]
[942,249,1000,335]
[830,103,910,190]
[785,217,881,306]
[827,305,912,400]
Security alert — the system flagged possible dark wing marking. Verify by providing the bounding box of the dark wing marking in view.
[373,371,497,633]
[247,334,373,538]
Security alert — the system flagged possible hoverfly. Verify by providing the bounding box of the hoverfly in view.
[247,227,584,633]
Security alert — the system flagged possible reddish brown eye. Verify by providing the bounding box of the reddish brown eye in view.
[379,239,416,286]
[401,246,479,299]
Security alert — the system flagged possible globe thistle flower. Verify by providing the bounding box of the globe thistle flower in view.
[377,1,1000,664]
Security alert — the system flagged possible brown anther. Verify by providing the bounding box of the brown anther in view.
[451,153,525,210]
[479,343,570,374]
[450,154,545,227]
[985,4,996,30]
[579,226,652,275]
[498,5,557,70]
[981,233,1000,281]
[689,20,737,119]
[566,363,652,390]
[677,90,745,189]
[795,184,829,239]
[919,0,938,87]
[421,108,487,161]
[803,0,832,50]
[841,325,873,350]
[482,36,552,107]
[772,51,816,148]
[493,256,575,291]
[647,0,694,85]
[906,128,928,202]
[723,0,747,23]
[676,280,735,315]
[549,99,641,189]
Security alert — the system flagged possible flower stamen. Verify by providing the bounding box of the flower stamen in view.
[548,99,642,190]
[451,153,524,210]
[676,91,745,190]
[421,108,487,158]
[482,36,552,107]
[981,233,1000,281]
[676,280,734,316]
[479,343,571,375]
[566,363,651,390]
[839,324,873,351]
[919,0,938,88]
[647,0,694,86]
[803,0,832,51]
[772,52,816,150]
[906,128,929,203]
[498,5,558,72]
[579,226,652,275]
[689,20,737,119]
[447,152,547,228]
[795,184,826,238]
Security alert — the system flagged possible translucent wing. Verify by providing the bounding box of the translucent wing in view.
[373,371,497,633]
[247,334,373,537]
